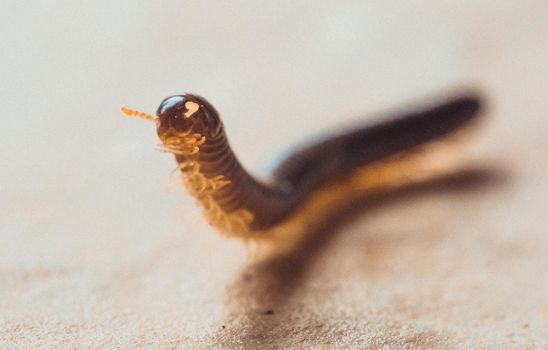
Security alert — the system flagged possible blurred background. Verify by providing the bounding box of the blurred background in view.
[1,1,547,348]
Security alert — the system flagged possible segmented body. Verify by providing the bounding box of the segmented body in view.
[151,93,483,238]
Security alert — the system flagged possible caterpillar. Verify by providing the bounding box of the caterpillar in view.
[122,92,483,239]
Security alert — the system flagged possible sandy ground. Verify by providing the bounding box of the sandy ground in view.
[1,1,547,349]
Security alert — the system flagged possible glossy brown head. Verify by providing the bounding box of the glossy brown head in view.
[156,94,223,139]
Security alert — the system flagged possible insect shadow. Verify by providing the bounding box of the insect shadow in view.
[213,165,507,346]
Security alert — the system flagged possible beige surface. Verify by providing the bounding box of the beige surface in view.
[1,1,547,349]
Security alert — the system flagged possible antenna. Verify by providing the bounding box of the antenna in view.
[121,107,159,122]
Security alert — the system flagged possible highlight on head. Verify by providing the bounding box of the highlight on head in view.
[183,101,200,118]
[121,106,159,123]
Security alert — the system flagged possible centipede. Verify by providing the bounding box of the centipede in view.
[122,92,483,240]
